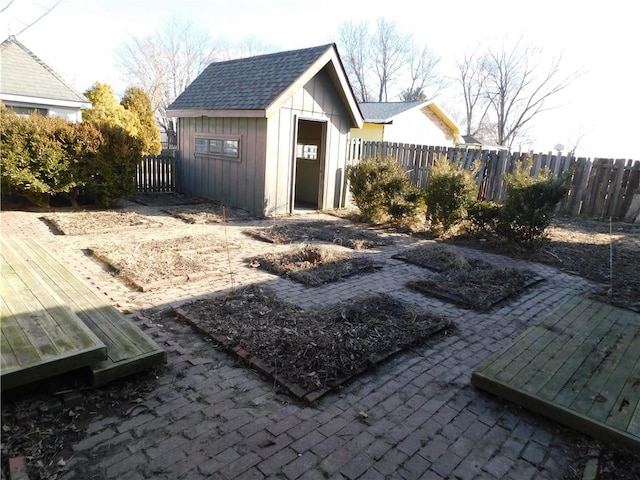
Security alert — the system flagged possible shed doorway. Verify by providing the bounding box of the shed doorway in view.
[293,119,326,211]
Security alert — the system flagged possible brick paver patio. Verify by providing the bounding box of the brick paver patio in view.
[0,201,598,479]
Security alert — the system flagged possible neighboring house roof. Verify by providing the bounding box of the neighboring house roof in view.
[167,43,363,127]
[359,100,460,143]
[0,36,90,108]
[358,100,426,123]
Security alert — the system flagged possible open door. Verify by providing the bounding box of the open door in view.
[292,119,326,211]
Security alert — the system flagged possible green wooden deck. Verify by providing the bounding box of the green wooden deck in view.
[472,296,640,450]
[1,238,166,390]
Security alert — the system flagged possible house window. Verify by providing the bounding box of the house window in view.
[195,135,240,160]
[8,106,49,116]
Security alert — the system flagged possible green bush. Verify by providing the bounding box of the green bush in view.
[81,122,144,207]
[388,186,425,225]
[1,106,143,208]
[467,200,502,234]
[497,158,571,245]
[0,107,100,207]
[347,156,420,223]
[424,155,479,233]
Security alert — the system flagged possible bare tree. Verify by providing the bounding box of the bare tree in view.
[337,18,444,103]
[338,20,372,102]
[483,38,581,149]
[218,35,279,61]
[116,18,220,137]
[371,18,410,102]
[401,44,444,101]
[454,37,581,149]
[455,51,491,136]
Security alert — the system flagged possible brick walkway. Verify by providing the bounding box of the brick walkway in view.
[0,202,598,479]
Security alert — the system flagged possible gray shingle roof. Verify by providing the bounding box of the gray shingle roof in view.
[168,44,334,111]
[0,36,89,104]
[358,101,426,123]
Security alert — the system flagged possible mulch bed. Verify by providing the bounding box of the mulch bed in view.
[393,242,471,272]
[249,245,383,286]
[163,203,253,224]
[395,243,543,311]
[128,192,207,206]
[243,220,394,250]
[89,234,238,291]
[42,211,162,235]
[175,285,455,402]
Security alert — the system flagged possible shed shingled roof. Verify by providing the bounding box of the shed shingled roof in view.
[168,44,335,111]
[0,36,89,104]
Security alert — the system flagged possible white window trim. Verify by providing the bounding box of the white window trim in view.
[194,134,241,161]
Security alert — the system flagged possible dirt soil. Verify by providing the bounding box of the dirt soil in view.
[250,245,383,286]
[162,203,253,224]
[410,266,539,312]
[90,234,239,290]
[243,220,395,250]
[43,211,162,235]
[1,368,160,480]
[177,285,454,396]
[448,216,640,312]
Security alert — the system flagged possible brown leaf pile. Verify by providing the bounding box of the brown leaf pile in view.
[243,220,394,250]
[393,243,470,271]
[164,203,252,224]
[91,234,236,286]
[397,243,539,311]
[44,211,161,235]
[180,286,454,393]
[250,245,383,286]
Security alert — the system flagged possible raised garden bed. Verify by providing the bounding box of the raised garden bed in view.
[175,285,454,402]
[393,242,472,272]
[249,245,383,286]
[128,192,206,206]
[42,211,162,235]
[163,203,253,224]
[395,243,543,311]
[89,234,238,291]
[243,220,394,250]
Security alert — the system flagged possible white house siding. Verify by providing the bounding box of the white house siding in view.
[47,105,83,123]
[264,67,352,216]
[383,108,454,147]
[176,116,268,214]
[2,100,84,123]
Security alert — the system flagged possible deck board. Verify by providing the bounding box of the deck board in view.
[472,296,640,450]
[1,246,107,390]
[2,238,166,387]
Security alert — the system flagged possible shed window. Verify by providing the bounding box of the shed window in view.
[195,136,240,160]
[296,144,317,160]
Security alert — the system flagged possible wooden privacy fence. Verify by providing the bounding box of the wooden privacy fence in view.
[348,139,640,220]
[135,155,176,193]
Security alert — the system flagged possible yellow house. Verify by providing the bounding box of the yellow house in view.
[350,100,460,147]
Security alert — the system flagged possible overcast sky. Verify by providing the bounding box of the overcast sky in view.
[1,0,637,159]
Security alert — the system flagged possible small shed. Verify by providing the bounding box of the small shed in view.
[167,44,363,216]
[0,36,90,122]
[351,100,459,147]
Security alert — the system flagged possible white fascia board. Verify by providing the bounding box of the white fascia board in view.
[1,93,91,109]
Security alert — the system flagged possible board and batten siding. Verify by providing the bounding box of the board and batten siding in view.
[264,66,353,216]
[176,116,268,214]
